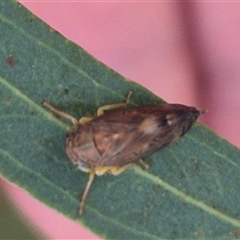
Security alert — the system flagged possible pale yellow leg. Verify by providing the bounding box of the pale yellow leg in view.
[109,164,130,175]
[79,116,93,124]
[94,166,112,176]
[139,159,149,169]
[43,91,134,123]
[78,164,130,214]
[97,90,133,116]
[94,165,130,176]
[42,100,78,125]
[79,169,95,215]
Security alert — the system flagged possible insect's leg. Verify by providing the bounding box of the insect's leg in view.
[94,166,111,176]
[109,164,130,175]
[79,116,93,124]
[79,169,95,215]
[139,159,149,169]
[97,90,133,116]
[42,100,78,125]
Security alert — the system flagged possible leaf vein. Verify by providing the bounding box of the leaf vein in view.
[132,165,240,228]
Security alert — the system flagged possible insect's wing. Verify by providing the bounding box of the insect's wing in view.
[91,104,203,166]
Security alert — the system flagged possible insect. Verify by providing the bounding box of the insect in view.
[43,91,204,214]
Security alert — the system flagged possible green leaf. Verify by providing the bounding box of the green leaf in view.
[1,1,240,239]
[0,188,46,239]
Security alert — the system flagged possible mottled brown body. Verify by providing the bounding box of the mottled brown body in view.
[43,92,204,214]
[66,104,202,172]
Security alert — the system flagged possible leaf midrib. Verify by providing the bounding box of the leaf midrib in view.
[0,76,68,130]
[133,165,240,228]
[188,133,240,169]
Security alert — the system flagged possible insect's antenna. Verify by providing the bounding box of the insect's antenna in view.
[79,170,95,215]
[42,100,79,125]
[200,109,206,115]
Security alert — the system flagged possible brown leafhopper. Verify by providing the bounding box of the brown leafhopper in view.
[43,91,204,214]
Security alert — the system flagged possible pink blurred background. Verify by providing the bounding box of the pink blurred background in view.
[1,1,240,239]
